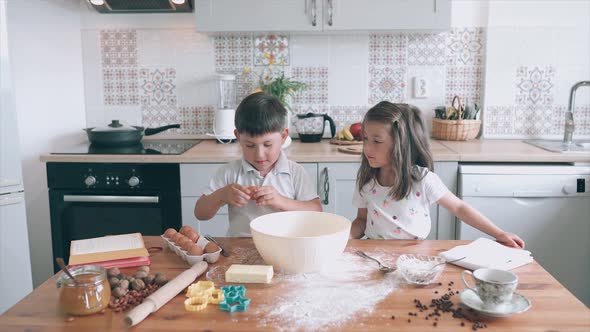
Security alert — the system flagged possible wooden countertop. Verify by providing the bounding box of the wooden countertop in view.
[40,139,589,164]
[1,237,588,331]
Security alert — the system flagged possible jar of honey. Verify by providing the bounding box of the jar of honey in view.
[56,265,111,315]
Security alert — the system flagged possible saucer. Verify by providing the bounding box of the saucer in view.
[460,290,532,318]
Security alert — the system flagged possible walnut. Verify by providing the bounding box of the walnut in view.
[154,273,168,286]
[134,271,148,279]
[112,287,128,298]
[144,274,155,285]
[131,279,145,291]
[108,277,120,289]
[119,279,130,290]
[107,267,120,278]
[138,266,150,274]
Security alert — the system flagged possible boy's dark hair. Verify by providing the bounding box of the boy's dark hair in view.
[234,92,287,136]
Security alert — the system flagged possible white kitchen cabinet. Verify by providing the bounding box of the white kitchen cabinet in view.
[180,163,318,236]
[195,0,450,32]
[319,162,441,240]
[433,161,458,240]
[324,0,450,31]
[195,0,323,32]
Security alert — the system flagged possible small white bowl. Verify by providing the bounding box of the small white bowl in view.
[397,254,446,285]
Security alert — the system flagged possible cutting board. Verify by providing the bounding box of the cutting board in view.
[337,145,363,154]
[330,138,363,145]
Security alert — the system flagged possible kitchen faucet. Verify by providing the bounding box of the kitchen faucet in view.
[564,80,590,144]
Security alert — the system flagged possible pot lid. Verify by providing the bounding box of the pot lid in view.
[90,120,140,132]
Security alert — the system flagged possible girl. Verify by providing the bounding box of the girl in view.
[350,101,525,248]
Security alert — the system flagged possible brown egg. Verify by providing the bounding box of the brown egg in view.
[179,225,193,236]
[170,233,182,243]
[187,245,204,256]
[204,242,220,253]
[186,230,199,243]
[163,228,177,238]
[174,234,188,245]
[180,239,194,252]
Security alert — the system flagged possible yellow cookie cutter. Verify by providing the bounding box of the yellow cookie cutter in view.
[208,289,225,304]
[186,281,215,298]
[184,295,208,312]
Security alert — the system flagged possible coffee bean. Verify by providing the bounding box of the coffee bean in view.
[433,322,437,326]
[391,315,395,320]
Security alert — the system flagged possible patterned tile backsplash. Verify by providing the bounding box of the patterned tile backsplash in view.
[82,28,589,138]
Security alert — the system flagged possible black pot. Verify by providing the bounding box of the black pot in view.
[294,113,336,143]
[84,120,180,146]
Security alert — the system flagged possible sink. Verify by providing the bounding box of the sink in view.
[524,139,590,153]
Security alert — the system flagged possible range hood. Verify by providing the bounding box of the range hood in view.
[87,0,193,13]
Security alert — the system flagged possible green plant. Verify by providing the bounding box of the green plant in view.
[243,53,307,111]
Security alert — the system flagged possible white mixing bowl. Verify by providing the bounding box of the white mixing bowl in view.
[250,211,352,273]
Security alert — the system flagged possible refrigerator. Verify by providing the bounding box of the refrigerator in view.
[0,2,33,314]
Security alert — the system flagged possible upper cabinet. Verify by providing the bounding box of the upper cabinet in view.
[195,0,450,33]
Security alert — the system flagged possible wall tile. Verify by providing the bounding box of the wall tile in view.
[292,66,328,105]
[369,66,406,104]
[178,106,214,135]
[141,105,179,132]
[102,68,139,106]
[369,33,407,66]
[483,106,514,136]
[214,35,253,68]
[254,34,289,66]
[329,105,368,131]
[100,29,137,68]
[445,66,482,105]
[408,33,446,66]
[139,67,177,106]
[515,66,555,106]
[446,27,484,66]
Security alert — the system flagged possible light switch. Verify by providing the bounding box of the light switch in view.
[413,76,428,98]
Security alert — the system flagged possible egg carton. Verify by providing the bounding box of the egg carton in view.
[161,235,221,265]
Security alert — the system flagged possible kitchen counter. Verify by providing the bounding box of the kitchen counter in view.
[40,139,590,163]
[1,237,588,332]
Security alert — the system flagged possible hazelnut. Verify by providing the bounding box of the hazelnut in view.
[138,265,150,274]
[134,271,148,279]
[144,274,155,285]
[109,277,120,288]
[131,279,145,291]
[112,287,128,298]
[107,267,121,278]
[154,273,168,286]
[119,279,129,290]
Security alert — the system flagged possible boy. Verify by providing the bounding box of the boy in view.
[195,92,321,236]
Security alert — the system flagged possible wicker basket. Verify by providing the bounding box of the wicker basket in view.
[432,96,481,141]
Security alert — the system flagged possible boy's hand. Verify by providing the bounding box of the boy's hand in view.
[222,184,253,208]
[495,232,525,249]
[251,186,285,210]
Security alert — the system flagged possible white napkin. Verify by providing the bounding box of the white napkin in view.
[440,238,533,271]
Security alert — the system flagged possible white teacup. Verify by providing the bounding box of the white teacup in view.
[461,268,518,310]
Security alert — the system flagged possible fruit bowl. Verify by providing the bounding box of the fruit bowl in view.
[397,254,446,285]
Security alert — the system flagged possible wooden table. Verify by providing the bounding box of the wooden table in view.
[1,237,588,331]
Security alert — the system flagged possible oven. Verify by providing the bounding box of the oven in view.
[47,163,181,273]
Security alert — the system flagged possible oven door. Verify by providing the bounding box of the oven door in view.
[49,189,180,272]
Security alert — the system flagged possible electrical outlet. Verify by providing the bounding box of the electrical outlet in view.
[413,76,428,98]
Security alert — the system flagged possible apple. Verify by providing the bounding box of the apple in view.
[349,122,362,140]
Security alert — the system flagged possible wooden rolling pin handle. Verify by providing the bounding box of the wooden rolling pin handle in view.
[124,261,208,327]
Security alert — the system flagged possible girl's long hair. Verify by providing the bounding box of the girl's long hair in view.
[357,102,434,200]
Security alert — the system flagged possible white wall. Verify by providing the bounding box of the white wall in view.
[6,0,86,287]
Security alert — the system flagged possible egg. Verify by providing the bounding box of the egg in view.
[179,225,193,236]
[187,245,204,256]
[180,239,194,252]
[186,230,199,243]
[163,228,177,238]
[174,234,188,245]
[204,242,220,253]
[170,232,182,243]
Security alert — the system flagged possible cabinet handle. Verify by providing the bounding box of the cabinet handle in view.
[327,0,333,26]
[63,195,159,203]
[321,167,330,205]
[311,0,317,26]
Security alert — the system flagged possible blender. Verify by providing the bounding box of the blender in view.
[212,73,237,143]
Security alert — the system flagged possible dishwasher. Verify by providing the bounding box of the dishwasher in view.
[457,164,590,306]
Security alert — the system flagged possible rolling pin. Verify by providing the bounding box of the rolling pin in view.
[124,261,208,327]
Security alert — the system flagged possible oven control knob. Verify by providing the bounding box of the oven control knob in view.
[84,176,96,187]
[128,176,140,187]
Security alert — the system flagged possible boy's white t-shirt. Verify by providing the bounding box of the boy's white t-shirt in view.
[352,166,449,240]
[204,152,318,237]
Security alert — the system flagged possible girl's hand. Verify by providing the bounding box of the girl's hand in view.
[251,186,285,210]
[495,232,525,249]
[222,184,253,208]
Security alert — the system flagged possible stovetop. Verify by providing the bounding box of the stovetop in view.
[51,140,202,155]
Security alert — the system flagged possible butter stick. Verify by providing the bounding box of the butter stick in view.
[225,264,274,284]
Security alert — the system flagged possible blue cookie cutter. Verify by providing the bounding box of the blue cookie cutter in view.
[219,285,250,312]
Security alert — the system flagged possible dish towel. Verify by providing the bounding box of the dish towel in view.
[440,238,533,271]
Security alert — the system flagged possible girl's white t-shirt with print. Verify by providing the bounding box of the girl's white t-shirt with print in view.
[352,166,449,240]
